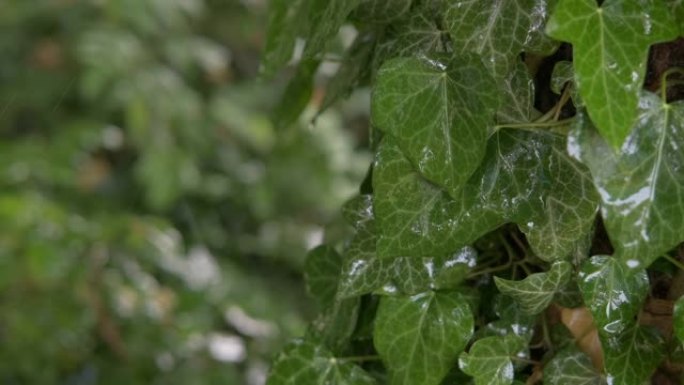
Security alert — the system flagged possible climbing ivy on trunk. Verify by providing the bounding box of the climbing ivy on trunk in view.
[262,0,684,383]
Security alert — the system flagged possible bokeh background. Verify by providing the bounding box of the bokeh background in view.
[0,1,370,383]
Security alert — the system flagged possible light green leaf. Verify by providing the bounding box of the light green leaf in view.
[267,339,377,385]
[372,54,498,196]
[543,346,606,385]
[458,335,527,385]
[373,132,598,261]
[374,291,473,385]
[445,0,558,81]
[305,245,343,309]
[494,261,573,314]
[352,0,413,23]
[675,295,684,343]
[261,0,310,77]
[601,326,665,385]
[303,0,362,58]
[496,60,539,124]
[577,256,649,335]
[546,0,678,148]
[569,92,684,268]
[338,246,477,298]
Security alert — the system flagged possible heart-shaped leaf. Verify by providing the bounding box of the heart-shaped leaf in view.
[458,335,527,385]
[495,261,573,314]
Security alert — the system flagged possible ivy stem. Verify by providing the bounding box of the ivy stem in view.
[338,355,381,363]
[662,254,684,271]
[553,84,573,121]
[659,67,684,102]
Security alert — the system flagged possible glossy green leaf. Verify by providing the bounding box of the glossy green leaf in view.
[577,256,649,335]
[601,326,665,385]
[494,261,572,314]
[569,92,684,268]
[481,297,536,342]
[309,297,360,353]
[374,291,473,385]
[342,195,374,228]
[305,245,343,308]
[445,0,558,80]
[546,0,678,148]
[261,0,310,77]
[373,132,598,260]
[352,0,413,23]
[338,246,477,298]
[496,60,538,124]
[458,335,527,385]
[543,346,606,385]
[267,339,377,385]
[303,0,362,58]
[372,54,498,196]
[674,295,684,343]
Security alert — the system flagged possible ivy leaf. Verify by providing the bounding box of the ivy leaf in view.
[338,246,477,298]
[267,339,377,385]
[674,295,684,343]
[494,261,573,315]
[352,0,413,24]
[373,132,598,261]
[546,0,678,148]
[458,335,527,385]
[305,245,343,309]
[543,346,606,385]
[601,326,665,385]
[445,0,557,81]
[496,60,538,124]
[577,255,649,335]
[372,54,498,196]
[374,291,474,385]
[272,59,320,130]
[261,0,310,77]
[342,195,374,228]
[309,297,360,353]
[569,92,684,268]
[481,297,536,342]
[303,0,362,58]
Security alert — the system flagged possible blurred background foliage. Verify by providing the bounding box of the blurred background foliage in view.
[0,0,370,383]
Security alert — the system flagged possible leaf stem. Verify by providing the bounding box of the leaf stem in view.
[662,254,684,271]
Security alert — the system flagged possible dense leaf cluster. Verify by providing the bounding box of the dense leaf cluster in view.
[264,0,684,384]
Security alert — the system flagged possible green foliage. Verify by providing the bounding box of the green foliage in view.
[265,0,684,383]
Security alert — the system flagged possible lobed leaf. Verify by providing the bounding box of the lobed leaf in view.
[601,326,665,385]
[458,335,527,385]
[543,346,606,385]
[495,261,573,314]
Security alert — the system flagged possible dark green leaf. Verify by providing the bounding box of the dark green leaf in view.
[309,298,360,354]
[577,256,649,335]
[303,0,362,58]
[352,0,413,23]
[272,60,320,130]
[373,132,598,261]
[261,0,310,77]
[569,92,684,268]
[458,335,527,385]
[494,261,572,314]
[445,0,558,81]
[305,245,343,309]
[496,60,539,124]
[543,346,606,385]
[601,326,665,385]
[374,291,474,385]
[546,0,678,147]
[372,54,498,196]
[267,339,377,385]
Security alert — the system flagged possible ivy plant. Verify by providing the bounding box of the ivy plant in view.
[263,0,684,383]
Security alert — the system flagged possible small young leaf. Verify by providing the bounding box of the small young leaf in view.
[372,54,498,196]
[577,256,649,335]
[543,346,606,385]
[445,0,558,81]
[546,0,678,148]
[569,92,684,268]
[267,339,377,385]
[494,261,572,315]
[458,335,527,385]
[305,245,343,308]
[601,326,665,385]
[374,291,474,385]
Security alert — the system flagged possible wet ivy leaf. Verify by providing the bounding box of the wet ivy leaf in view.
[267,338,377,385]
[458,335,527,385]
[601,326,665,385]
[261,0,310,77]
[496,60,538,124]
[373,132,598,261]
[372,54,498,196]
[569,92,684,268]
[577,256,649,335]
[674,295,684,343]
[352,0,413,23]
[494,261,572,314]
[305,245,343,308]
[445,0,557,81]
[543,346,606,385]
[546,0,678,148]
[303,0,362,58]
[341,195,374,228]
[374,291,473,385]
[481,297,536,342]
[338,246,477,298]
